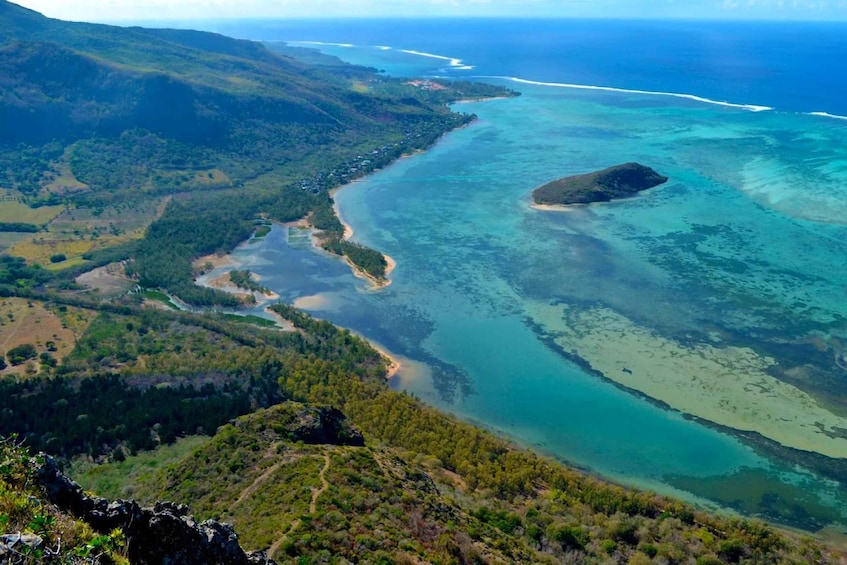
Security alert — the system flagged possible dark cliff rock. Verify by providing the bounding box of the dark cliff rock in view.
[35,456,275,565]
[287,404,366,446]
[532,162,668,205]
[231,402,366,447]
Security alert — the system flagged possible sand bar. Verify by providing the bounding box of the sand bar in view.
[293,293,332,311]
[527,300,847,459]
[205,272,280,302]
[530,202,584,213]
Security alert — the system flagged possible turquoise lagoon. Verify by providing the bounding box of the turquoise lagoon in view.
[211,50,847,530]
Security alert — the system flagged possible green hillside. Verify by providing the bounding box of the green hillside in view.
[0,0,508,303]
[0,298,831,563]
[0,2,843,563]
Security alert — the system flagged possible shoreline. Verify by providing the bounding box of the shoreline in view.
[262,306,296,331]
[451,95,512,105]
[193,247,281,306]
[367,341,402,379]
[328,185,396,289]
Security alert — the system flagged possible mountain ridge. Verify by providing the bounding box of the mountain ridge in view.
[0,2,844,563]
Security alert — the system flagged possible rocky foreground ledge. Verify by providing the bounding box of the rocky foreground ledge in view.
[35,456,275,565]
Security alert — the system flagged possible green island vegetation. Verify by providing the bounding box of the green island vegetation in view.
[230,269,271,295]
[532,162,669,205]
[0,1,843,562]
[321,237,389,281]
[254,224,272,239]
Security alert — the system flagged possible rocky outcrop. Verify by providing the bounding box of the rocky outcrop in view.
[232,402,366,447]
[286,405,366,447]
[35,456,275,565]
[532,162,668,205]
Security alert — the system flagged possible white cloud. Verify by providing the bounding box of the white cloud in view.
[14,0,553,21]
[12,0,847,21]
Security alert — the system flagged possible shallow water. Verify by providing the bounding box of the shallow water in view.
[201,21,847,531]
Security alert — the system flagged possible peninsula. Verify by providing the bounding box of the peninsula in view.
[532,162,668,205]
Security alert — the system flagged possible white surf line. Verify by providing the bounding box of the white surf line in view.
[398,49,475,70]
[289,40,355,48]
[482,75,773,113]
[807,111,847,121]
[288,41,475,70]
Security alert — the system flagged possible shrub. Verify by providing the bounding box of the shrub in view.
[600,539,617,554]
[547,524,589,551]
[718,538,746,563]
[7,343,37,365]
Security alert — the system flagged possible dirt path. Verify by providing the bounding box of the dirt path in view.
[268,518,301,558]
[310,452,331,514]
[234,443,282,506]
[0,315,22,350]
[372,450,390,478]
[268,451,332,559]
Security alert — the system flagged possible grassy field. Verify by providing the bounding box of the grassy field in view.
[10,237,97,265]
[71,435,210,500]
[7,199,163,266]
[0,232,32,253]
[0,298,95,376]
[143,290,180,310]
[219,313,279,328]
[41,157,90,196]
[45,255,88,271]
[0,200,64,224]
[190,168,232,188]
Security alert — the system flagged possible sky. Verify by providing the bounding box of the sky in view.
[12,0,847,22]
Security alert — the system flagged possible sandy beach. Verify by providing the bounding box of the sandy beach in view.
[367,341,402,379]
[330,195,355,240]
[262,307,296,331]
[193,252,239,272]
[205,272,280,301]
[193,246,280,306]
[527,300,847,459]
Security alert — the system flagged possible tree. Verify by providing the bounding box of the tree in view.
[7,343,37,365]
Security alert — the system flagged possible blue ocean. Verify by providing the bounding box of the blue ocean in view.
[197,19,847,533]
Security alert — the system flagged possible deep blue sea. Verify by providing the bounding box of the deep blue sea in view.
[191,19,847,533]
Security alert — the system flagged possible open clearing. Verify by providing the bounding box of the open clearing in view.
[0,200,64,225]
[7,199,165,267]
[0,298,95,377]
[75,262,134,297]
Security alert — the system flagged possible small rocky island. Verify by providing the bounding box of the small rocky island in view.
[532,162,668,205]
